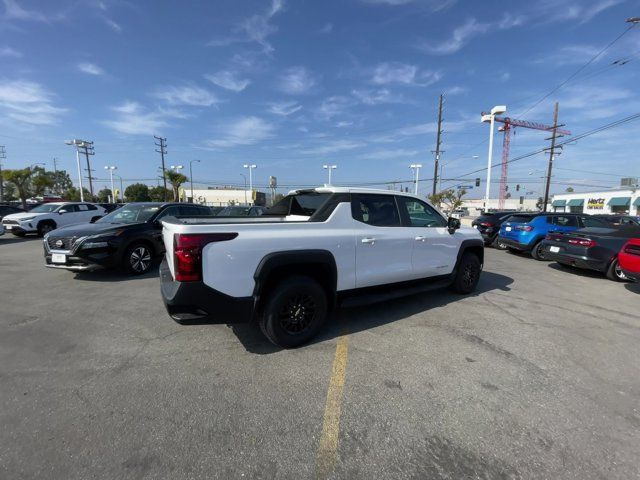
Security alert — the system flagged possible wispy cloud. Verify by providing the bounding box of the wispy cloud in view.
[205,70,251,92]
[533,45,601,66]
[420,14,524,55]
[77,62,104,76]
[207,0,285,53]
[0,46,20,57]
[277,66,318,95]
[299,139,364,155]
[207,116,274,148]
[103,17,121,32]
[532,0,625,25]
[103,101,183,135]
[2,0,49,22]
[0,79,66,125]
[316,96,352,120]
[267,100,302,116]
[153,84,219,107]
[370,62,441,87]
[319,22,333,33]
[358,0,456,10]
[352,88,404,105]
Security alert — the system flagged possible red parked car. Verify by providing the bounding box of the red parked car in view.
[618,238,640,282]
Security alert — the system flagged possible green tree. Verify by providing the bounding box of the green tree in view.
[63,187,92,201]
[32,171,54,196]
[149,186,172,202]
[565,187,574,193]
[536,197,544,211]
[48,170,73,194]
[124,183,151,202]
[428,188,467,215]
[4,169,33,209]
[164,171,188,201]
[97,188,113,202]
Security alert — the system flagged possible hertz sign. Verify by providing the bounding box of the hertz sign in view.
[587,198,605,210]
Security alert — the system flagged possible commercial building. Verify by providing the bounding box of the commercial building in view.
[185,187,266,206]
[549,189,640,215]
[460,197,540,216]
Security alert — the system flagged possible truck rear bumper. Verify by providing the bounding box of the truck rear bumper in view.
[160,257,254,324]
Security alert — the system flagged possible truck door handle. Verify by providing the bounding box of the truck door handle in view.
[361,237,376,244]
[414,236,426,242]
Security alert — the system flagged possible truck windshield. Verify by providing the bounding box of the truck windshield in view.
[266,193,331,216]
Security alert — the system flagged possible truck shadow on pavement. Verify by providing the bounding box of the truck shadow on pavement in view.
[71,264,161,282]
[231,271,514,354]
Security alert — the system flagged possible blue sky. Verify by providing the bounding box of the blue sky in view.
[0,0,639,198]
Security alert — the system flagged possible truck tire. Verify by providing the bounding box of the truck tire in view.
[259,275,328,348]
[37,221,56,237]
[606,257,627,282]
[122,243,153,275]
[452,252,481,294]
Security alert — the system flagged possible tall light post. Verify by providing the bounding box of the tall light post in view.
[240,174,248,205]
[65,139,87,201]
[104,166,117,202]
[481,105,507,211]
[189,160,201,203]
[113,174,124,202]
[409,164,422,195]
[243,164,256,205]
[323,164,337,185]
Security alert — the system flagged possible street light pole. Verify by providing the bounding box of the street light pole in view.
[240,174,247,205]
[65,140,86,202]
[409,164,422,195]
[104,166,117,202]
[481,105,507,212]
[243,164,256,205]
[323,164,337,185]
[189,160,200,203]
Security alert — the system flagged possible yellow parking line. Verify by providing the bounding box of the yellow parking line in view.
[316,330,350,480]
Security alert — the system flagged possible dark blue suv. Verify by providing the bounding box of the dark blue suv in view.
[497,213,608,260]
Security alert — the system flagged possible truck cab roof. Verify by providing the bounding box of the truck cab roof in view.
[288,186,420,197]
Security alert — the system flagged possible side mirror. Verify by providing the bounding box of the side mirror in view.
[59,210,67,214]
[447,217,461,234]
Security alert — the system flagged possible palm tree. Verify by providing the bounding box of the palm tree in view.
[164,170,188,201]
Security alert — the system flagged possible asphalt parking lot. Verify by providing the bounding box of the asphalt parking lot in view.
[1,235,639,480]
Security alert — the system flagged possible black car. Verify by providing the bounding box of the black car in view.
[0,204,24,221]
[592,214,640,227]
[97,203,122,213]
[43,202,211,275]
[542,225,640,281]
[471,211,517,248]
[216,205,268,216]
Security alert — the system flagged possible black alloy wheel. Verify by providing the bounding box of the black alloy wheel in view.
[124,244,152,275]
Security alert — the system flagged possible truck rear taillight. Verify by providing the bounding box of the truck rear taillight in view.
[623,244,640,256]
[515,225,533,232]
[174,233,238,282]
[568,238,596,247]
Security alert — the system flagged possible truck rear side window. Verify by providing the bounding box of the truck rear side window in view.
[352,194,401,227]
[266,193,331,216]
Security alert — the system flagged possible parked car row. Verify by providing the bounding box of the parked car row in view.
[489,212,640,283]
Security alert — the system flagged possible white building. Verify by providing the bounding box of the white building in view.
[185,188,266,206]
[460,197,540,216]
[549,188,640,215]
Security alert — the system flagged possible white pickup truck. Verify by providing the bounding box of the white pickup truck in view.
[160,187,484,347]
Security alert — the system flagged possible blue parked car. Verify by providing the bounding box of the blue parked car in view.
[497,213,609,260]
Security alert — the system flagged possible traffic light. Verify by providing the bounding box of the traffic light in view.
[516,184,520,192]
[475,177,480,187]
[505,185,509,191]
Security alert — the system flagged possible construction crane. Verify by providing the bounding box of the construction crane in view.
[491,116,570,209]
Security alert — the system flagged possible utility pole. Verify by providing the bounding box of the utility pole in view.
[78,141,95,198]
[52,157,58,195]
[154,136,168,201]
[543,102,561,213]
[432,94,444,196]
[0,146,5,202]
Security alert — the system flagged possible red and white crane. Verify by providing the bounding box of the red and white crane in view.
[491,116,570,209]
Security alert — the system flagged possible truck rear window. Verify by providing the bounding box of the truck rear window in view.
[265,193,331,216]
